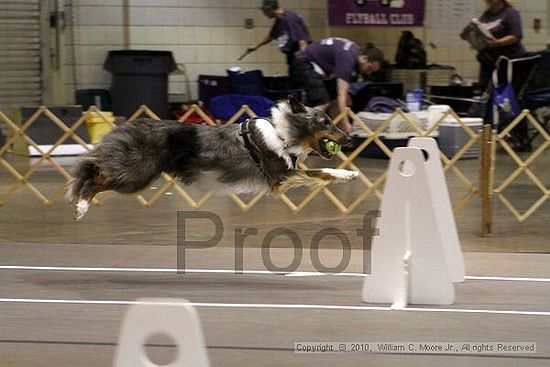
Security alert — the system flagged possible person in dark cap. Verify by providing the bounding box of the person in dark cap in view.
[291,38,385,133]
[245,0,312,73]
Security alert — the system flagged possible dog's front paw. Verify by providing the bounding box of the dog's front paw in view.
[322,169,360,183]
[335,170,359,183]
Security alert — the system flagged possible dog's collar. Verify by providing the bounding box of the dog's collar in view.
[239,118,298,170]
[239,118,254,136]
[239,118,263,168]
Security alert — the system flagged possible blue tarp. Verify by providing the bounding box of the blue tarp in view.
[209,94,274,122]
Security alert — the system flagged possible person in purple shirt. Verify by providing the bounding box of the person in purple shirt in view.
[292,38,384,133]
[473,0,525,87]
[246,0,312,71]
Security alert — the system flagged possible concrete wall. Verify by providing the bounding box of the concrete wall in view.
[53,0,549,103]
[66,0,327,100]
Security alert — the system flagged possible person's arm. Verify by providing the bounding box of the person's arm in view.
[486,34,520,47]
[248,34,273,53]
[337,78,352,133]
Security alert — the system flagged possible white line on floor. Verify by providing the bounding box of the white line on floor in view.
[1,265,550,283]
[0,265,359,276]
[0,298,549,317]
[464,276,550,283]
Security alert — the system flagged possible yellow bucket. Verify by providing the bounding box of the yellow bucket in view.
[85,111,115,144]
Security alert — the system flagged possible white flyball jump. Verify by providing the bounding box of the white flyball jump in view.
[362,137,465,308]
[114,299,210,367]
[409,137,465,283]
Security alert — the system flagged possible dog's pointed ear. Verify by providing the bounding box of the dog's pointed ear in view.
[288,95,307,114]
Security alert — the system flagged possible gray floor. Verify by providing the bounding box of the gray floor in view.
[1,243,550,367]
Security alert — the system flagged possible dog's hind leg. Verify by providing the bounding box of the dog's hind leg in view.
[74,174,111,220]
[75,198,90,221]
[73,172,111,221]
[68,158,108,220]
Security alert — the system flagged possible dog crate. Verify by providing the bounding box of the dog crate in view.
[351,112,438,159]
[438,117,483,159]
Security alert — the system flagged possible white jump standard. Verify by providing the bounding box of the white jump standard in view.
[363,138,465,307]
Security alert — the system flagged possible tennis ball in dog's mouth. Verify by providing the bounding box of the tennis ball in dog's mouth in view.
[325,140,341,155]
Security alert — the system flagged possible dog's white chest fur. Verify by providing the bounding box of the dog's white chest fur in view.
[254,119,294,169]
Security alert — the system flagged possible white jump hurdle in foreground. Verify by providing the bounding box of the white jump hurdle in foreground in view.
[363,137,465,308]
[114,298,210,367]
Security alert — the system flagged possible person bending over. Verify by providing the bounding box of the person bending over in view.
[246,0,312,72]
[291,37,384,133]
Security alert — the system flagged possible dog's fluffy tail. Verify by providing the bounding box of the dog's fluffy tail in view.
[66,157,99,203]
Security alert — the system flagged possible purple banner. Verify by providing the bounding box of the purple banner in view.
[328,0,425,27]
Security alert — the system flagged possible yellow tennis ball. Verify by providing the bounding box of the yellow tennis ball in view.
[325,140,341,155]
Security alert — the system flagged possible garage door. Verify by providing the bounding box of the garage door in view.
[0,0,42,111]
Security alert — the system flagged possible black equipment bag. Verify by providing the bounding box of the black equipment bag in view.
[395,31,427,69]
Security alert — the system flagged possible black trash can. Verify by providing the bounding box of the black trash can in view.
[104,50,177,118]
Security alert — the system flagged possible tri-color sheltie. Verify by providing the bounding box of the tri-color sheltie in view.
[67,97,359,220]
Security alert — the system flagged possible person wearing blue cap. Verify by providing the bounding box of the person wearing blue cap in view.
[244,0,312,73]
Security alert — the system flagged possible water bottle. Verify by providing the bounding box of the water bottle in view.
[406,88,424,112]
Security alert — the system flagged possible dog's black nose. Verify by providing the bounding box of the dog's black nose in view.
[341,135,353,147]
